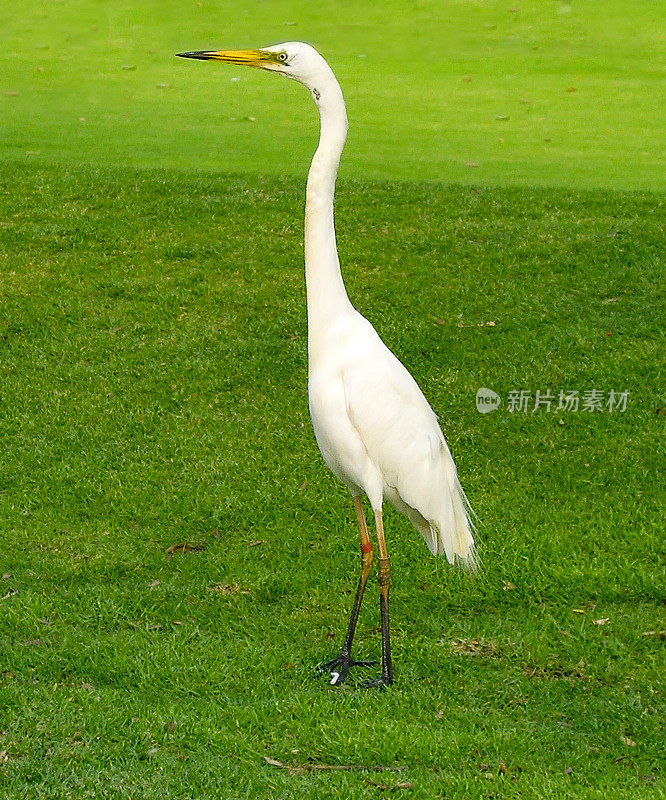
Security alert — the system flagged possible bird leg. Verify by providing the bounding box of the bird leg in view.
[319,496,377,685]
[364,509,393,688]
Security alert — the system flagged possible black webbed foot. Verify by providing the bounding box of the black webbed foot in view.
[318,653,377,685]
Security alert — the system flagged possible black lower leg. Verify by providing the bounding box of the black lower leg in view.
[340,566,369,655]
[320,545,376,684]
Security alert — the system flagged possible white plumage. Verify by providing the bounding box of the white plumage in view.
[178,41,476,686]
[308,308,475,564]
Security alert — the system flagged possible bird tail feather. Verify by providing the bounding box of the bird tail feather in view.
[384,442,477,569]
[448,476,477,570]
[396,477,477,570]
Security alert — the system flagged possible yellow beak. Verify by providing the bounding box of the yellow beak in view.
[176,49,278,68]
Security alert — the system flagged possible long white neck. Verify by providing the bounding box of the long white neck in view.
[304,67,353,359]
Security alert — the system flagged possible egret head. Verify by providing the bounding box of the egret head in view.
[177,42,329,94]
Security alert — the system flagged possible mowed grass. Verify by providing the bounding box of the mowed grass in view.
[0,161,664,798]
[2,0,665,189]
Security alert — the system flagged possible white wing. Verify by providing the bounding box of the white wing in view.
[341,315,475,566]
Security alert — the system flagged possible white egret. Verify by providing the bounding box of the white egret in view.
[177,42,476,687]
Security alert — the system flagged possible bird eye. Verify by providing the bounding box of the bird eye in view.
[278,52,288,62]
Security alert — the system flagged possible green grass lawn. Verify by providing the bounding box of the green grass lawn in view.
[2,0,665,189]
[0,162,663,798]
